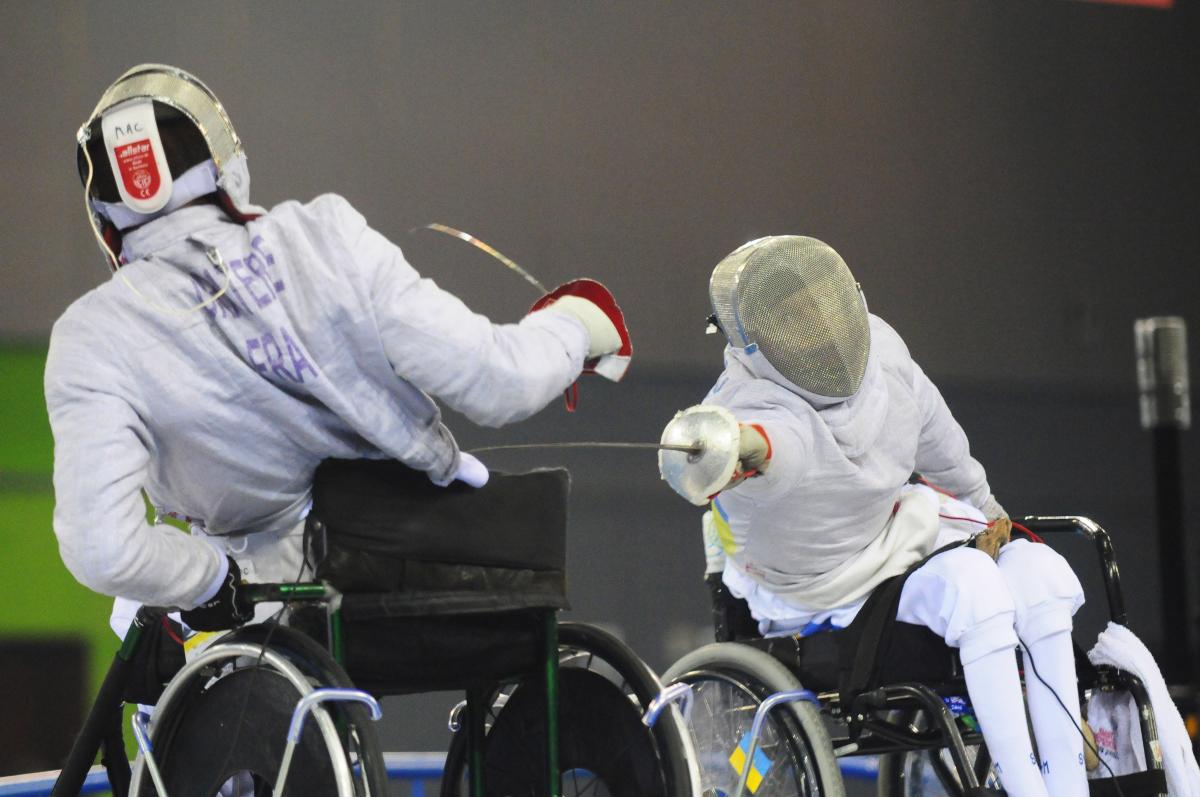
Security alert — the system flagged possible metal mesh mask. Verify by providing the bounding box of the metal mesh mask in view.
[709,236,870,399]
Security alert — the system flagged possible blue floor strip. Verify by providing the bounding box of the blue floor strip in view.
[0,752,881,795]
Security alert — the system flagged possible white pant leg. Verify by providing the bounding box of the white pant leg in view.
[896,545,1018,665]
[896,545,1050,796]
[996,539,1085,643]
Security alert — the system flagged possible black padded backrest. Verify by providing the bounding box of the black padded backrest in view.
[309,458,568,571]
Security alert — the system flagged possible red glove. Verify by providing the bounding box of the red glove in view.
[530,278,632,382]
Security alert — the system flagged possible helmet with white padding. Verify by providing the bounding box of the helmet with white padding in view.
[76,64,263,269]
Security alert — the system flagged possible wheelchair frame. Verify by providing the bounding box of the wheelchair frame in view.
[51,581,697,797]
[668,515,1167,797]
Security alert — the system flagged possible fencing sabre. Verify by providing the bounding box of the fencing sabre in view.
[470,441,701,454]
[413,222,549,294]
[471,405,744,507]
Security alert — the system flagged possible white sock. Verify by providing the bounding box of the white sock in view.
[964,647,1050,797]
[1022,630,1089,797]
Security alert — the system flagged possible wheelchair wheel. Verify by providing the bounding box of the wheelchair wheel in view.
[440,621,700,796]
[664,642,845,797]
[130,624,387,797]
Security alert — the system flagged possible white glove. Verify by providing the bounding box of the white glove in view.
[452,452,489,488]
[542,295,621,358]
[980,493,1007,521]
[729,424,771,485]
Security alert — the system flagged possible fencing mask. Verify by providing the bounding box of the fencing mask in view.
[709,236,870,401]
[76,63,262,269]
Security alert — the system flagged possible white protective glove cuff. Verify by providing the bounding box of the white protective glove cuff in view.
[980,493,1007,521]
[194,551,231,606]
[452,452,490,488]
[543,295,621,358]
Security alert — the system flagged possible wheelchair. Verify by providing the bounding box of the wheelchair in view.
[663,516,1168,797]
[51,459,700,797]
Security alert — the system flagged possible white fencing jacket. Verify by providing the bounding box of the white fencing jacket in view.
[705,315,991,611]
[45,196,588,609]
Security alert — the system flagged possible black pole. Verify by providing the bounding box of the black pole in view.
[1152,426,1191,684]
[1135,317,1193,690]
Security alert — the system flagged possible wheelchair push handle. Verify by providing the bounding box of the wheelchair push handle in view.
[1017,515,1127,626]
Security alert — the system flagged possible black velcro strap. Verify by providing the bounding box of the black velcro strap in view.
[840,539,970,703]
[1088,769,1168,797]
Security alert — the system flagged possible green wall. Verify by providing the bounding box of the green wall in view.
[1,346,121,777]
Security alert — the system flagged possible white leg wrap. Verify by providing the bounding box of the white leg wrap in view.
[964,647,1050,797]
[1023,631,1089,796]
[996,541,1088,796]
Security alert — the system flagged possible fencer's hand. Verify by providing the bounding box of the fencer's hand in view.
[723,423,772,491]
[530,278,632,381]
[180,556,254,631]
[973,516,1012,561]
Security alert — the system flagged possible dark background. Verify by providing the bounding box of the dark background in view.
[1,0,1197,773]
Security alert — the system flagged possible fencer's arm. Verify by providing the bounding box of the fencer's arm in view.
[45,328,227,608]
[342,216,592,427]
[910,359,993,510]
[658,403,806,505]
[374,270,588,427]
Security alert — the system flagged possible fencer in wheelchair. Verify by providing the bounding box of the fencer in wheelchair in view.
[658,235,1197,796]
[47,63,698,797]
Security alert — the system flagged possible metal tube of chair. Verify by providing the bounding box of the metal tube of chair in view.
[732,689,817,797]
[273,688,382,797]
[887,683,981,791]
[466,687,487,797]
[543,611,561,797]
[1019,516,1128,625]
[131,712,169,797]
[642,682,692,728]
[51,608,160,797]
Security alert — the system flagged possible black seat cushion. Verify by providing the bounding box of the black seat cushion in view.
[308,459,570,613]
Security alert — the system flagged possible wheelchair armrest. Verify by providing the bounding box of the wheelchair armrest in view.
[1016,516,1127,626]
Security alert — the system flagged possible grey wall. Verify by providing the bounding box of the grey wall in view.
[3,0,1197,760]
[3,1,1198,386]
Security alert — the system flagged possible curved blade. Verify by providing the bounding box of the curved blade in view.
[415,223,548,294]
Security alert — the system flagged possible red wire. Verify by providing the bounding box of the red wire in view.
[938,513,989,526]
[1011,521,1044,544]
[162,615,186,646]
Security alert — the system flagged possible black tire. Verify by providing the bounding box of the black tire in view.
[440,621,698,796]
[137,624,387,797]
[664,642,845,797]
